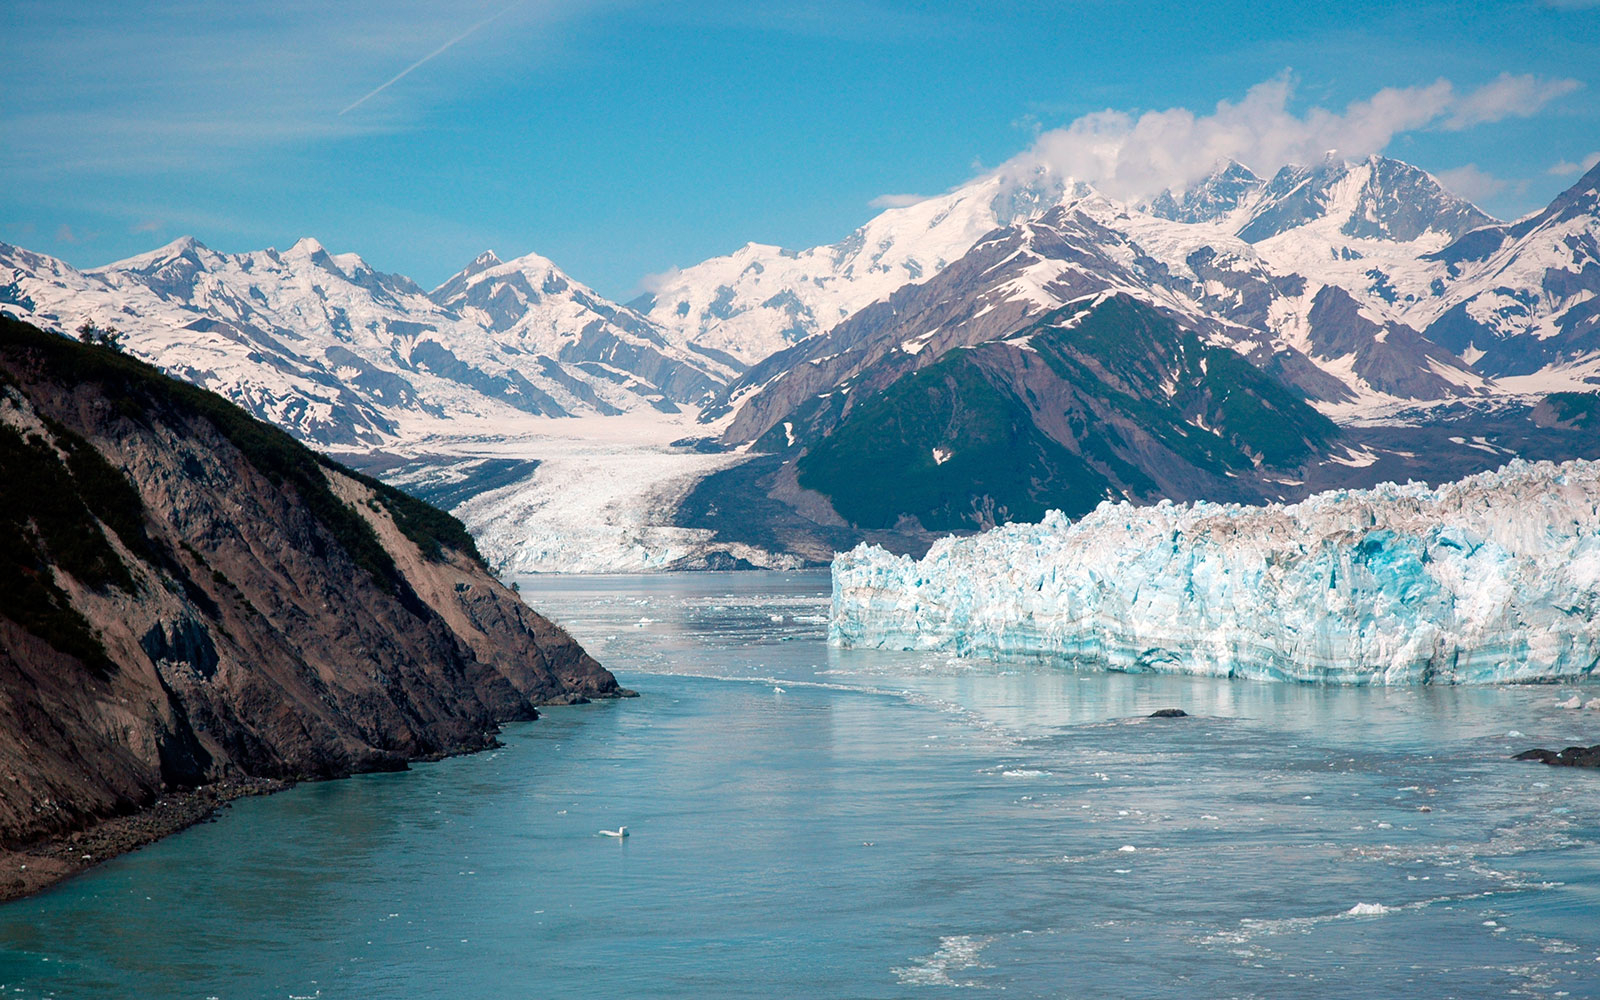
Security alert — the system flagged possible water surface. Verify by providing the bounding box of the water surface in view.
[2,571,1598,998]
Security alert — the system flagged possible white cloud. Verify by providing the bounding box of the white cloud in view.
[1444,73,1583,130]
[868,193,931,209]
[990,72,1583,203]
[1549,151,1600,176]
[1434,164,1507,202]
[635,266,683,296]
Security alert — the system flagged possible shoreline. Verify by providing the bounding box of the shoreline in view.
[0,777,287,904]
[0,691,639,905]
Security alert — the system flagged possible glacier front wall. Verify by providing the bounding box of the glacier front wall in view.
[830,460,1600,684]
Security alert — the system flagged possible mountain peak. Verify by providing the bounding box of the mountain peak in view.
[287,236,328,257]
[1236,154,1493,244]
[472,250,502,269]
[1143,159,1264,225]
[498,248,560,274]
[1554,156,1600,209]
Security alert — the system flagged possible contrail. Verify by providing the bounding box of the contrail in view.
[340,1,522,116]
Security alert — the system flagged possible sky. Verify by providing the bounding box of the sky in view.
[3,0,1597,300]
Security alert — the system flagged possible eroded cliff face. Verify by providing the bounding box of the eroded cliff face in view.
[0,315,625,869]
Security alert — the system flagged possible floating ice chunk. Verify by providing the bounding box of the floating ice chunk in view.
[1117,845,1138,852]
[1345,903,1393,916]
[1558,695,1584,709]
[830,459,1600,685]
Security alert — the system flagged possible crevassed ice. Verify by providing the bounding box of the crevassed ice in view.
[830,459,1600,684]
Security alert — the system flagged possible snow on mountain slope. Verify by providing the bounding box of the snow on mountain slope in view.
[832,458,1600,684]
[0,237,730,447]
[639,170,1076,365]
[713,175,1497,449]
[1236,155,1494,245]
[429,249,738,405]
[1414,160,1600,384]
[0,236,804,573]
[650,152,1493,385]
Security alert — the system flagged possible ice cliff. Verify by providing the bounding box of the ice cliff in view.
[830,459,1600,684]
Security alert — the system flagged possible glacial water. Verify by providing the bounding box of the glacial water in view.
[3,571,1600,998]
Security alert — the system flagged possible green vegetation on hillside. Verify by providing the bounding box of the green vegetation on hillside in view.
[797,352,1112,530]
[0,422,125,674]
[791,295,1339,533]
[1547,391,1600,429]
[1032,296,1337,471]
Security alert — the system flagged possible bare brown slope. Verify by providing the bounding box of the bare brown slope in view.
[0,315,627,898]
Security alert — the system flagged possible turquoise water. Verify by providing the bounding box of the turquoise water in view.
[3,571,1600,998]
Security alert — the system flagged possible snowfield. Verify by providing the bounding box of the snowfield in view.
[831,459,1600,684]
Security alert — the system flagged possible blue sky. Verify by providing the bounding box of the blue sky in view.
[3,0,1597,299]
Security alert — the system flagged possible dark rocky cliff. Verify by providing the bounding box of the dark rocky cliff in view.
[0,315,627,893]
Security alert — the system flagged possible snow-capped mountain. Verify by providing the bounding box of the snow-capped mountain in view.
[1230,155,1494,244]
[2,152,1596,574]
[639,154,1500,378]
[1142,159,1264,225]
[712,164,1496,448]
[635,169,1076,366]
[1415,159,1600,384]
[0,237,730,447]
[681,155,1600,549]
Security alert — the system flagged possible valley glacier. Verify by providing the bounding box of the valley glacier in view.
[831,459,1600,684]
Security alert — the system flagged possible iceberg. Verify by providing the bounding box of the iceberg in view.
[830,459,1600,684]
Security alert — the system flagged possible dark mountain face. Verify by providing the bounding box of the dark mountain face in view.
[1302,285,1487,400]
[783,296,1340,532]
[0,316,626,890]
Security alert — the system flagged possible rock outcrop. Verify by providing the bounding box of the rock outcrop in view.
[0,315,627,894]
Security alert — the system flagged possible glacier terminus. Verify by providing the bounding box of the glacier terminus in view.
[831,459,1600,684]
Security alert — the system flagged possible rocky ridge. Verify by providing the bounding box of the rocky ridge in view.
[0,315,628,898]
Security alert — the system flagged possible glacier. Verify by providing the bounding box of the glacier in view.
[830,459,1600,684]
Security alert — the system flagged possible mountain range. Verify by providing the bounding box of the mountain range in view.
[0,237,735,447]
[3,154,1598,568]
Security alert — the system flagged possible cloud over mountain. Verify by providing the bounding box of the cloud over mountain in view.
[990,73,1582,203]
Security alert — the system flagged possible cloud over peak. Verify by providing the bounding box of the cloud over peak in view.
[990,72,1583,203]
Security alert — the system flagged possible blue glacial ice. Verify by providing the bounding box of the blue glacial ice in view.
[830,459,1600,684]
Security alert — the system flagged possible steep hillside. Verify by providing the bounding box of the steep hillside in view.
[1417,159,1600,382]
[784,295,1339,531]
[0,315,627,897]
